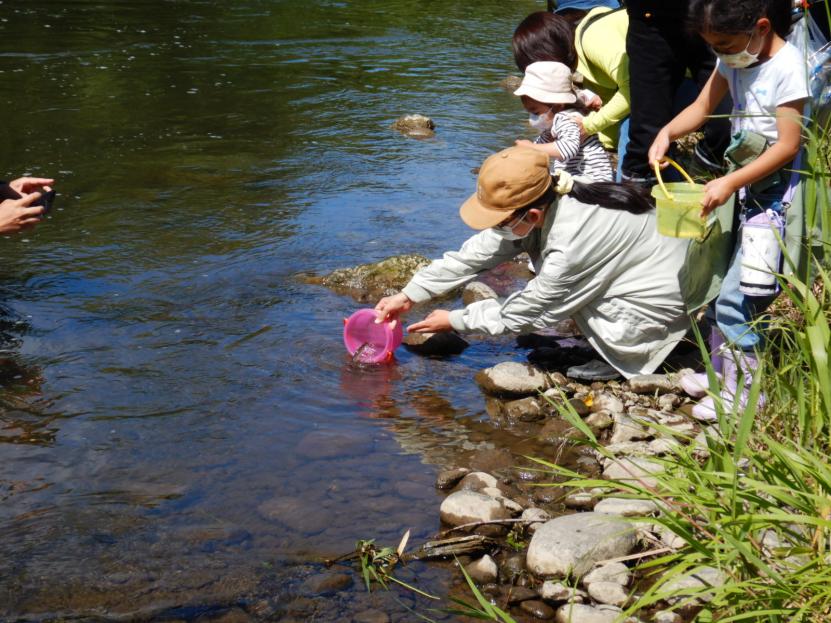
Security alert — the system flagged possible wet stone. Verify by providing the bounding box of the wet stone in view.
[402,331,469,356]
[391,114,435,138]
[395,480,434,500]
[456,471,498,492]
[505,585,538,604]
[475,361,549,396]
[296,430,374,460]
[462,281,498,305]
[500,553,527,581]
[627,374,676,395]
[469,448,515,473]
[500,75,523,91]
[257,496,329,535]
[435,468,469,490]
[439,490,511,527]
[521,599,556,619]
[540,581,587,603]
[353,609,391,623]
[504,396,545,422]
[465,554,498,584]
[300,571,354,595]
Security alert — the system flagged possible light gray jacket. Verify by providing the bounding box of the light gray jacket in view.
[401,195,691,378]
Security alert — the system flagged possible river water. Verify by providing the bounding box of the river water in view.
[0,1,553,620]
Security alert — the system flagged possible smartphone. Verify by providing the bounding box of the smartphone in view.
[32,189,56,215]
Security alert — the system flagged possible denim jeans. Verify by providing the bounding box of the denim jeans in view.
[615,116,630,182]
[714,181,788,352]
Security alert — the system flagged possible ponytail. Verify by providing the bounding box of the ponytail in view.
[552,171,653,214]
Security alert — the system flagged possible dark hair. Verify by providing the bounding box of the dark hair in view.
[687,0,792,38]
[554,173,653,214]
[513,12,578,72]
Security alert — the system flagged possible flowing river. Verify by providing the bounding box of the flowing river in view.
[0,1,557,619]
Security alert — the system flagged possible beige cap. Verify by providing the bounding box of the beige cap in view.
[459,147,552,230]
[513,61,577,105]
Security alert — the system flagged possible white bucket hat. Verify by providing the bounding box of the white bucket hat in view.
[513,61,577,105]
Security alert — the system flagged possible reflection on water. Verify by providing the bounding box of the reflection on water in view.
[0,0,544,619]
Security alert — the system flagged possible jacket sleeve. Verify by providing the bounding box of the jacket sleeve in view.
[448,242,604,335]
[401,229,523,303]
[582,51,630,136]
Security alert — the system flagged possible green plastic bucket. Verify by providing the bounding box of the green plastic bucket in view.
[651,158,715,240]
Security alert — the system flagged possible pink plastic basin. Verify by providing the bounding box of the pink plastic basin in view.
[343,308,403,364]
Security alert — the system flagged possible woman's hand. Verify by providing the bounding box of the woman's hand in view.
[648,129,672,169]
[9,177,54,195]
[0,192,45,234]
[407,310,451,333]
[374,292,413,324]
[700,177,737,215]
[569,115,587,142]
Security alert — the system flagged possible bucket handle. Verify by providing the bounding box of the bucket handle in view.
[652,157,696,200]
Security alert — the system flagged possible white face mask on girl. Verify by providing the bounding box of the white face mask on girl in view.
[715,30,762,69]
[528,111,553,132]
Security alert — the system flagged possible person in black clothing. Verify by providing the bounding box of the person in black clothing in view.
[621,0,734,183]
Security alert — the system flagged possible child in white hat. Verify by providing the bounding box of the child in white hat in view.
[514,61,613,182]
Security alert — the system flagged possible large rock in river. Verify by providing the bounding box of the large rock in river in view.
[526,512,637,579]
[391,114,435,138]
[303,254,430,302]
[475,361,549,396]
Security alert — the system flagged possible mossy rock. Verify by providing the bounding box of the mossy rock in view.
[303,253,431,302]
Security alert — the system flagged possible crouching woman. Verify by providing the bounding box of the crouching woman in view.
[375,146,692,378]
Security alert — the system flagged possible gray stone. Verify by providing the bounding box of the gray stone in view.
[257,496,329,535]
[521,600,556,620]
[603,457,664,488]
[585,411,613,432]
[439,490,511,527]
[435,467,469,490]
[352,610,390,623]
[475,362,549,396]
[540,581,587,602]
[583,561,631,586]
[591,392,625,415]
[564,490,600,510]
[500,75,523,91]
[522,507,551,533]
[627,374,675,395]
[300,572,353,595]
[465,554,498,584]
[649,438,682,455]
[587,581,629,607]
[391,114,435,138]
[504,396,546,422]
[653,612,682,623]
[661,566,728,604]
[604,441,655,456]
[505,586,538,604]
[609,413,651,444]
[462,281,498,305]
[526,513,637,579]
[594,498,658,517]
[296,430,373,460]
[402,331,469,356]
[481,486,524,514]
[555,603,620,623]
[657,393,681,412]
[456,471,499,492]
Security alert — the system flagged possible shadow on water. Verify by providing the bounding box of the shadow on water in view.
[0,0,566,620]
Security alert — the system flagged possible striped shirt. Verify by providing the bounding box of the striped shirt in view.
[536,110,613,182]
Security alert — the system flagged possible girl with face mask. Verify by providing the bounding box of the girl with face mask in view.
[647,0,810,421]
[514,61,614,182]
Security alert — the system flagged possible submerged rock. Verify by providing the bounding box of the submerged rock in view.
[402,331,469,356]
[391,114,435,138]
[500,75,523,91]
[303,253,430,302]
[526,512,637,579]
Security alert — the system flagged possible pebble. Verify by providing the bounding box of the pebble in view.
[505,585,538,604]
[585,410,613,431]
[439,490,511,527]
[435,468,469,490]
[352,610,390,623]
[583,561,631,586]
[521,600,556,620]
[626,374,675,395]
[475,361,549,396]
[540,580,587,602]
[555,603,620,623]
[465,554,498,584]
[587,581,629,607]
[456,471,498,492]
[594,497,658,517]
[299,572,353,595]
[653,612,683,623]
[590,392,624,415]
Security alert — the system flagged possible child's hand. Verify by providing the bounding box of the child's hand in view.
[568,115,587,141]
[701,177,737,215]
[515,139,534,147]
[648,129,672,169]
[587,94,602,111]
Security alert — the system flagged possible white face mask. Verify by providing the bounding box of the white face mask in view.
[715,30,762,69]
[528,111,552,131]
[493,211,532,241]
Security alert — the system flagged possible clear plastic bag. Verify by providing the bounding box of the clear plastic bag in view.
[789,7,831,117]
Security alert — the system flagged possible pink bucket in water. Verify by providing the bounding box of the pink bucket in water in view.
[343,308,403,364]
